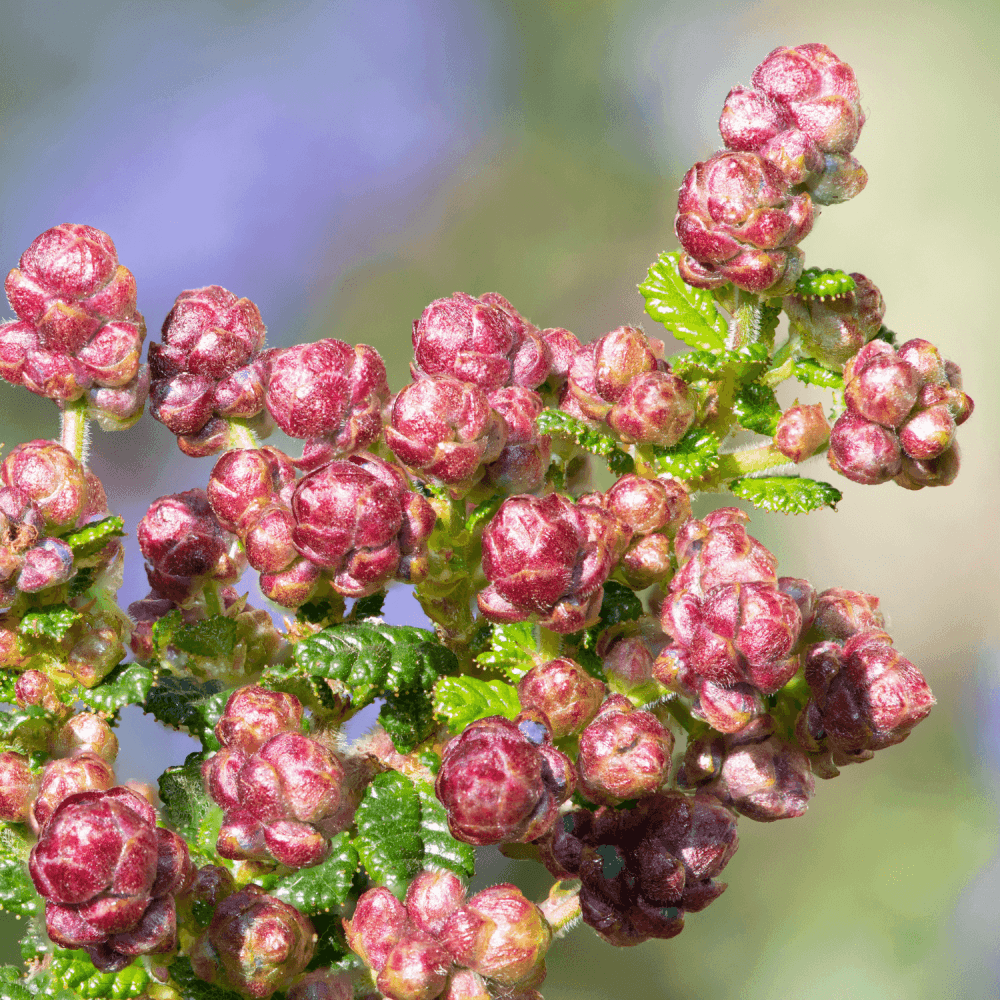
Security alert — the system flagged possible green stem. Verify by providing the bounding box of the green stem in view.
[716,442,792,480]
[538,626,562,659]
[60,397,90,464]
[762,357,795,389]
[203,580,224,618]
[725,290,763,350]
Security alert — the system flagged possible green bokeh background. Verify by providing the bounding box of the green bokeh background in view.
[1,1,998,996]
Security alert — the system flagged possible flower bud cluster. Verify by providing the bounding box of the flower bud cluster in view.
[28,786,193,972]
[541,791,738,945]
[581,474,691,588]
[679,714,815,821]
[478,493,627,633]
[562,326,697,447]
[202,686,353,868]
[0,440,115,606]
[517,657,606,739]
[654,508,806,732]
[0,224,148,426]
[719,44,867,205]
[796,594,935,776]
[149,286,273,456]
[435,714,575,845]
[344,871,550,999]
[828,338,973,488]
[190,883,316,998]
[783,272,885,371]
[137,489,245,604]
[207,447,435,607]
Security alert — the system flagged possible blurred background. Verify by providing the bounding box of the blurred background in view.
[1,0,998,995]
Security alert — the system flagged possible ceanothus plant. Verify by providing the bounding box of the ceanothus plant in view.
[0,42,969,1000]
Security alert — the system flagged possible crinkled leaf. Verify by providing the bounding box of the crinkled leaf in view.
[728,476,842,514]
[873,324,897,345]
[351,591,386,620]
[792,359,844,389]
[793,267,856,298]
[171,616,240,659]
[433,676,521,734]
[670,343,770,384]
[67,567,96,598]
[647,428,719,480]
[159,752,215,845]
[271,831,358,912]
[465,496,503,534]
[0,966,32,1000]
[0,852,41,918]
[535,409,634,474]
[48,947,150,998]
[639,251,728,349]
[415,782,475,878]
[475,621,537,682]
[598,581,644,630]
[760,299,782,343]
[354,771,424,897]
[733,383,781,436]
[308,911,364,973]
[19,604,80,641]
[169,957,246,1000]
[78,663,154,714]
[143,674,229,750]
[60,516,125,559]
[379,687,436,754]
[0,672,18,705]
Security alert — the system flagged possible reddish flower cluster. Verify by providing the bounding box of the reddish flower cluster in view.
[345,871,550,1000]
[28,786,193,972]
[0,224,148,426]
[202,686,353,868]
[828,338,973,488]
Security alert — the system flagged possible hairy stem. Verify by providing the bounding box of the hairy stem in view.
[726,290,763,350]
[716,441,795,480]
[59,397,90,464]
[226,418,260,451]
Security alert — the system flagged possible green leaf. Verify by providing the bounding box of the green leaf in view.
[354,772,424,897]
[78,663,154,714]
[19,605,80,641]
[647,428,719,481]
[597,581,644,630]
[0,672,19,705]
[535,409,634,474]
[793,267,856,298]
[873,324,897,345]
[433,676,520,734]
[271,831,358,912]
[308,911,364,974]
[143,674,229,749]
[639,251,728,349]
[728,476,843,514]
[733,383,781,436]
[49,947,150,998]
[414,782,475,878]
[159,752,216,844]
[354,772,473,896]
[0,852,41,918]
[60,516,125,559]
[379,688,436,754]
[670,343,770,383]
[351,591,386,620]
[169,957,246,1000]
[464,496,503,534]
[475,622,537,681]
[760,299,782,343]
[171,616,240,659]
[792,359,844,389]
[0,966,32,1000]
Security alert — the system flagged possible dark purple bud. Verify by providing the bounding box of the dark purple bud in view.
[784,273,884,371]
[148,372,217,435]
[215,685,304,753]
[435,716,574,845]
[517,657,606,738]
[894,445,961,490]
[827,411,902,485]
[385,377,506,489]
[774,402,830,462]
[576,695,673,804]
[843,341,920,428]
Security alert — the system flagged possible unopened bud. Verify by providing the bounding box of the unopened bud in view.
[774,402,830,462]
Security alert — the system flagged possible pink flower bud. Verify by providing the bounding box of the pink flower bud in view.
[191,885,315,998]
[607,370,698,448]
[287,970,354,1000]
[718,85,785,152]
[898,404,955,460]
[207,446,296,533]
[672,508,777,595]
[377,935,453,1000]
[137,489,244,602]
[435,716,574,845]
[894,445,961,490]
[774,402,830,462]
[693,679,765,733]
[517,658,606,738]
[576,696,673,804]
[0,751,38,822]
[675,151,813,293]
[441,970,491,1000]
[2,439,89,532]
[479,493,627,634]
[440,884,550,988]
[827,411,902,485]
[215,686,304,753]
[484,386,550,495]
[17,537,75,592]
[783,273,884,371]
[843,341,920,428]
[539,327,581,386]
[65,613,126,688]
[811,587,884,641]
[31,752,116,831]
[14,669,64,714]
[50,713,119,762]
[386,377,507,489]
[344,887,408,973]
